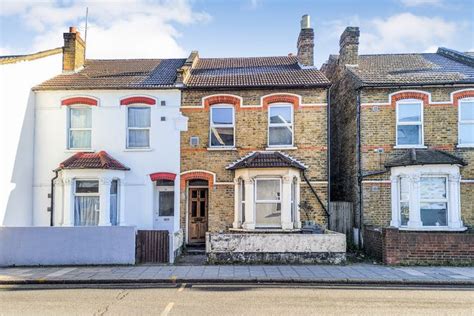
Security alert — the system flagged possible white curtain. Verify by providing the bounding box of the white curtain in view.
[70,108,92,148]
[128,108,150,147]
[74,196,99,226]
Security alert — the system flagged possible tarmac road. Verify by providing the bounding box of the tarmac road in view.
[0,283,473,315]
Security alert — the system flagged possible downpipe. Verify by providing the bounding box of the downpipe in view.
[49,170,59,226]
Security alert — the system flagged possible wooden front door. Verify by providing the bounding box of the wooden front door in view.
[188,188,208,244]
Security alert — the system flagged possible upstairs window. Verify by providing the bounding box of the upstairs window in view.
[69,107,92,149]
[268,104,293,147]
[127,107,151,148]
[459,98,474,146]
[210,106,234,147]
[396,100,423,146]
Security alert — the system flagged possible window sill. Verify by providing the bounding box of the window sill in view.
[457,144,474,148]
[65,149,94,153]
[265,146,298,151]
[393,145,427,149]
[124,148,154,152]
[207,147,237,151]
[398,226,467,232]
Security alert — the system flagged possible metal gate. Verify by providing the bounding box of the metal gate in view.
[135,230,169,263]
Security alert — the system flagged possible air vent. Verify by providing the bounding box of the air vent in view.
[161,116,166,121]
[190,136,199,147]
[161,100,166,106]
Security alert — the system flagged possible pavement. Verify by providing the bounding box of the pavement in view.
[1,264,474,286]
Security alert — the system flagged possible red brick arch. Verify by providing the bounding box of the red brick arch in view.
[120,96,156,106]
[390,91,429,108]
[180,171,214,189]
[61,97,98,106]
[262,94,300,110]
[203,95,241,110]
[452,90,474,107]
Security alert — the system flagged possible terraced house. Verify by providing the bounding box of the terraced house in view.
[177,16,341,262]
[323,27,474,265]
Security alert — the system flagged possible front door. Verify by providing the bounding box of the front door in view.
[188,188,208,244]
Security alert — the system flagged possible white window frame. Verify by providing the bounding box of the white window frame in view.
[254,177,282,228]
[419,175,449,228]
[395,99,424,148]
[73,179,100,226]
[209,105,235,148]
[398,177,410,226]
[239,178,245,223]
[109,179,120,226]
[156,181,175,217]
[126,106,151,149]
[390,165,465,231]
[268,103,294,148]
[458,97,474,147]
[68,106,92,150]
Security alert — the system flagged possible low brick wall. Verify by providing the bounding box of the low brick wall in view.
[363,226,474,265]
[362,226,383,261]
[206,231,346,264]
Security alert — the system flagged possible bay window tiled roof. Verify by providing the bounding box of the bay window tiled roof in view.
[385,149,467,168]
[56,151,130,171]
[227,151,307,170]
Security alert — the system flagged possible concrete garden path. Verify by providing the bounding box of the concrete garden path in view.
[1,264,473,286]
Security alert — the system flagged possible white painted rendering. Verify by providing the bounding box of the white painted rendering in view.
[0,52,63,226]
[0,226,136,266]
[34,89,188,235]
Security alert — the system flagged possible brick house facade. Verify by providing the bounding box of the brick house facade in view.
[323,27,474,264]
[178,19,330,245]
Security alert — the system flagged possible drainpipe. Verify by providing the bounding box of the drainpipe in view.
[50,170,59,226]
[302,170,330,220]
[356,88,362,245]
[326,86,332,223]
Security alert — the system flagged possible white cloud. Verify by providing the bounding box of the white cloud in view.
[360,13,460,54]
[2,0,211,58]
[399,0,443,7]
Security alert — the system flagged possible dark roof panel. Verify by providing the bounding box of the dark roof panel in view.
[349,50,474,86]
[227,151,307,170]
[385,149,467,168]
[35,58,186,90]
[187,56,330,88]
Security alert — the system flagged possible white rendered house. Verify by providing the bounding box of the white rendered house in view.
[32,28,188,255]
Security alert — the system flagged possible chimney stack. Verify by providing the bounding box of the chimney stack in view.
[339,26,359,66]
[297,14,314,67]
[63,26,86,72]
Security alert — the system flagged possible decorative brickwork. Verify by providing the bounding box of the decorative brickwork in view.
[453,89,474,107]
[180,171,214,189]
[203,95,241,110]
[61,97,98,106]
[120,96,156,106]
[262,94,300,109]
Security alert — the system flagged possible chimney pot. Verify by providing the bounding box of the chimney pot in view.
[69,26,77,33]
[63,26,86,72]
[301,14,310,29]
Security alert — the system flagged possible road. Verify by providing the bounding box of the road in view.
[0,283,472,315]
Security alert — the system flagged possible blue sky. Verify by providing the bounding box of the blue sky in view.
[0,0,473,66]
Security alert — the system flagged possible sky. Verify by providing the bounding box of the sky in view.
[0,0,473,66]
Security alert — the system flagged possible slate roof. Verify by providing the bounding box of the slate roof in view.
[347,48,474,87]
[385,149,467,168]
[186,56,330,88]
[34,59,186,90]
[227,151,307,170]
[56,151,130,171]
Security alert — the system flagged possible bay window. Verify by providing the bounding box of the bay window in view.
[210,106,235,147]
[69,107,92,149]
[127,107,151,148]
[391,165,464,230]
[459,98,474,146]
[110,179,119,225]
[255,179,282,227]
[74,180,100,226]
[396,100,423,146]
[268,104,293,147]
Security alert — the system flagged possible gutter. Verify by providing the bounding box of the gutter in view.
[49,170,59,226]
